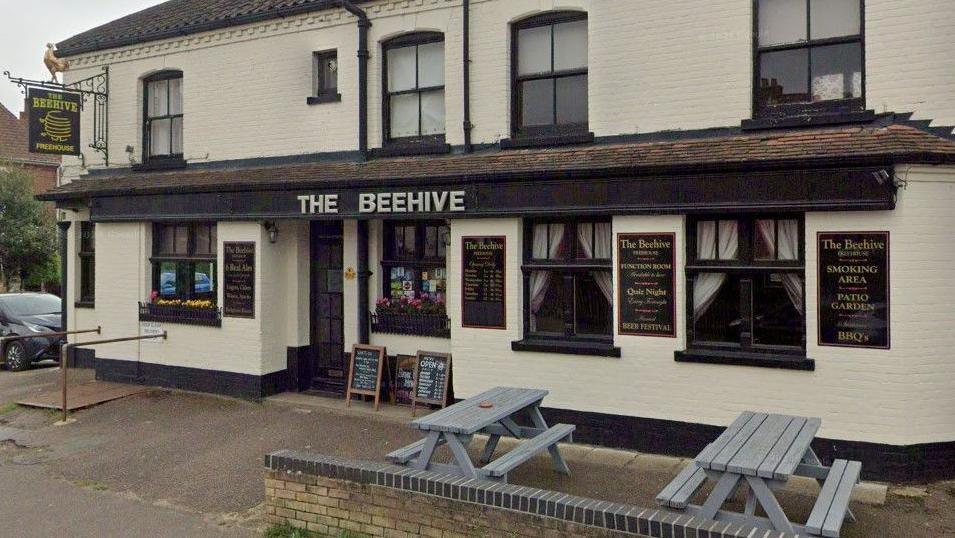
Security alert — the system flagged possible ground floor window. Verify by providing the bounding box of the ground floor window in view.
[380,221,449,305]
[523,219,613,340]
[151,223,217,302]
[687,216,805,353]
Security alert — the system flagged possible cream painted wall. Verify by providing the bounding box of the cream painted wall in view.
[446,167,955,446]
[58,0,955,179]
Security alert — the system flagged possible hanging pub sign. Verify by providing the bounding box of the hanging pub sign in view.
[223,242,255,318]
[617,233,676,337]
[346,344,386,410]
[461,236,506,329]
[412,351,451,416]
[27,87,81,155]
[818,232,890,349]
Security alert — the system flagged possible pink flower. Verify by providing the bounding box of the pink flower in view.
[150,290,159,301]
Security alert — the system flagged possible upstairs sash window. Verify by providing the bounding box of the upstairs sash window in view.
[144,71,184,160]
[513,12,589,137]
[383,33,446,142]
[755,0,863,114]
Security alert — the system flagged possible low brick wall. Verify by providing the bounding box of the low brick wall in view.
[265,450,800,538]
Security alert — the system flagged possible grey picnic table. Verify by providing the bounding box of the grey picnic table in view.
[656,411,862,537]
[386,386,575,483]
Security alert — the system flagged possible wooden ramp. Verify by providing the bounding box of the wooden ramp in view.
[16,381,145,411]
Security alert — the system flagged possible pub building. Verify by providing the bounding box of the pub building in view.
[36,0,955,482]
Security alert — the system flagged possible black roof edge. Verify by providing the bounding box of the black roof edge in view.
[37,153,954,203]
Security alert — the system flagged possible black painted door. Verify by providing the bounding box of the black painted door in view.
[309,222,346,394]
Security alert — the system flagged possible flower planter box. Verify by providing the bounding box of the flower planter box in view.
[139,302,222,327]
[371,312,450,338]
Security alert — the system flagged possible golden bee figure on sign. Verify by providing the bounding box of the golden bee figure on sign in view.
[43,43,69,83]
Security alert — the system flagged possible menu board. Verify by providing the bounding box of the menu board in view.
[617,233,676,337]
[412,351,451,415]
[818,232,890,349]
[346,345,386,410]
[393,355,416,406]
[223,242,255,318]
[461,236,506,329]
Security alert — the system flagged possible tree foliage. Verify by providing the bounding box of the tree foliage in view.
[0,164,58,289]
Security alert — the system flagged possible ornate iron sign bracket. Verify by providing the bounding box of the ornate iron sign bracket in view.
[4,66,109,165]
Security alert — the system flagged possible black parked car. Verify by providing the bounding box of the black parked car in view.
[0,293,64,371]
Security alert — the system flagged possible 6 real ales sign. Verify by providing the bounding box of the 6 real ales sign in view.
[617,233,676,337]
[817,232,890,349]
[27,88,81,156]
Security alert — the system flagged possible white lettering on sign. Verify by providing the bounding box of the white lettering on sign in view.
[297,194,339,214]
[300,191,467,215]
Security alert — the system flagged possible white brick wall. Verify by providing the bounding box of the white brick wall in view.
[58,0,955,177]
[444,166,955,446]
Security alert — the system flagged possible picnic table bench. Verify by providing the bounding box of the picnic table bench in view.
[387,386,574,483]
[656,411,861,537]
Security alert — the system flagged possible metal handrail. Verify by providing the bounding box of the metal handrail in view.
[0,327,102,363]
[58,332,168,423]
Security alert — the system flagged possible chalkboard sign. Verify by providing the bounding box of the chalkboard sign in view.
[346,344,386,410]
[223,242,256,318]
[461,236,506,329]
[393,355,416,406]
[818,232,890,349]
[617,233,676,337]
[412,351,451,416]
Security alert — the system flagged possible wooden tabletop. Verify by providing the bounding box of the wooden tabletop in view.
[695,411,821,480]
[411,386,548,435]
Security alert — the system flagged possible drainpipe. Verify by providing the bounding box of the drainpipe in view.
[462,0,473,153]
[339,1,371,159]
[57,219,71,335]
[356,220,370,344]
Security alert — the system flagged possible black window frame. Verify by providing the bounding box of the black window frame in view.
[150,222,217,303]
[77,222,95,307]
[308,49,341,104]
[684,215,807,359]
[381,32,447,147]
[510,11,589,140]
[380,220,449,301]
[752,0,866,119]
[142,70,185,167]
[520,218,613,345]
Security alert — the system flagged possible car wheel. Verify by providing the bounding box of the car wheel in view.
[4,341,31,372]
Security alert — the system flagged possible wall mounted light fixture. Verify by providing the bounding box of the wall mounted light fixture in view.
[264,221,279,243]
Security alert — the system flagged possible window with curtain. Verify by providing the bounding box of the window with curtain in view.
[151,223,217,302]
[523,219,612,340]
[755,0,863,115]
[381,221,449,303]
[78,222,95,306]
[512,11,588,137]
[383,33,445,142]
[687,216,805,354]
[143,71,184,161]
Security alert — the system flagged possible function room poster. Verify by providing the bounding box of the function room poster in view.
[817,232,890,349]
[617,233,676,337]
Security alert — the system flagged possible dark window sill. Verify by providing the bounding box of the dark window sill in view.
[370,140,451,158]
[675,349,814,371]
[500,131,595,149]
[512,338,620,358]
[306,93,342,105]
[132,157,187,172]
[743,109,875,131]
[74,301,95,309]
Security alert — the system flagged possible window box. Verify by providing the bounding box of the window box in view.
[139,301,222,327]
[371,312,450,339]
